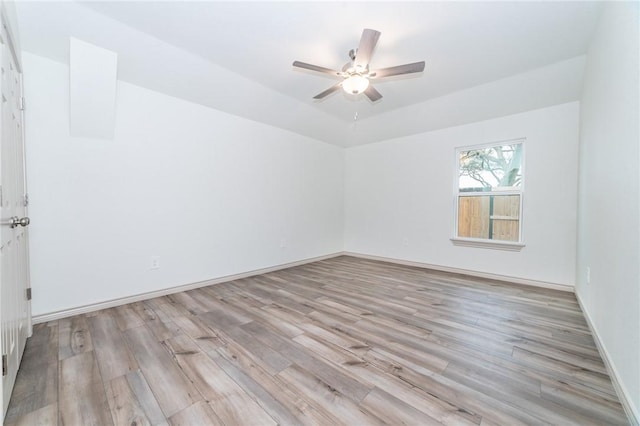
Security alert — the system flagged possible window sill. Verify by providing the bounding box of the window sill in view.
[450,237,525,252]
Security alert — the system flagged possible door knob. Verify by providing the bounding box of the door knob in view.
[1,216,30,228]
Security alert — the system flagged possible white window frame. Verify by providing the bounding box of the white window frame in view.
[451,138,526,251]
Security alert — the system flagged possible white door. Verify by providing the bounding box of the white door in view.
[0,11,30,420]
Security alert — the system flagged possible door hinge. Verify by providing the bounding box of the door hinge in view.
[2,354,7,376]
[26,287,32,301]
[23,193,29,207]
[19,97,25,111]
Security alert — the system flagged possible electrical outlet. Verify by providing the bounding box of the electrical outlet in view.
[586,267,591,284]
[150,256,160,270]
[280,237,286,249]
[402,237,409,246]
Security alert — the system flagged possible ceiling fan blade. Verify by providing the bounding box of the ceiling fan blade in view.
[313,82,343,100]
[354,29,381,69]
[293,61,341,76]
[364,85,382,102]
[371,61,425,78]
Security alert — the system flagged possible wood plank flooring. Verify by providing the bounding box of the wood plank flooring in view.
[5,256,628,425]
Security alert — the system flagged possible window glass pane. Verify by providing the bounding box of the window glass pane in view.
[459,143,523,191]
[457,195,520,242]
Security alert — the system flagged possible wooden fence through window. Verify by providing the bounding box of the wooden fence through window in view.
[457,195,520,241]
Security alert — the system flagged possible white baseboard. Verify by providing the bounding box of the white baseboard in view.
[576,293,639,426]
[343,251,574,292]
[35,250,574,324]
[32,252,343,324]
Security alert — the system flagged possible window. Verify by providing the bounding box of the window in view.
[453,140,524,250]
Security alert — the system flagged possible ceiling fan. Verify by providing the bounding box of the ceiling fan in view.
[293,29,425,102]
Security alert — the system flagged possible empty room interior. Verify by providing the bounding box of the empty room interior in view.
[0,0,638,425]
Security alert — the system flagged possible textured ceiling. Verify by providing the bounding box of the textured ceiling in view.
[16,1,603,145]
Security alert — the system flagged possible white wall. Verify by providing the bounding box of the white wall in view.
[576,2,639,420]
[23,52,344,317]
[349,56,586,146]
[345,102,579,287]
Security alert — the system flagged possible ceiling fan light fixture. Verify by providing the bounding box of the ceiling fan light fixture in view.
[342,74,369,94]
[293,28,425,101]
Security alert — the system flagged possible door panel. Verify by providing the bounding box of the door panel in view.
[0,13,30,419]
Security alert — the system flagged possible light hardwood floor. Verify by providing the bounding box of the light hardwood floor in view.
[5,256,628,425]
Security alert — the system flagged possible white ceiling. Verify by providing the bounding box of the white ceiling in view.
[15,1,603,146]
